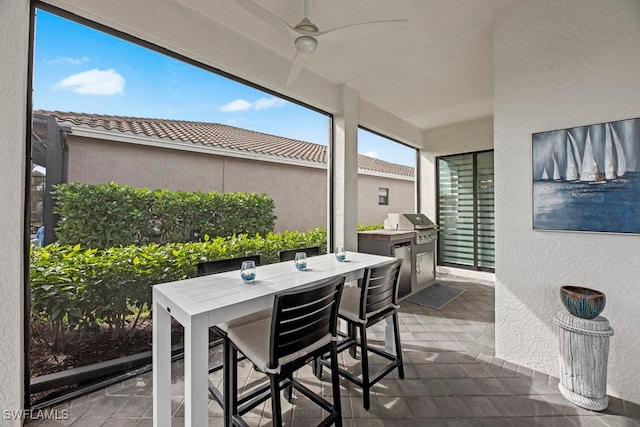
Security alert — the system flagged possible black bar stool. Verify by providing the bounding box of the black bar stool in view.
[317,258,404,410]
[225,276,345,427]
[196,254,261,276]
[278,246,321,262]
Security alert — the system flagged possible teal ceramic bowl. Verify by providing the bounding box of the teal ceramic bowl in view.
[560,286,606,319]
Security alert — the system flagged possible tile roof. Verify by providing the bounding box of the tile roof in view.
[36,111,415,177]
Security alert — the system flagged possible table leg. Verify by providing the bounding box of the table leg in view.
[184,314,210,426]
[153,300,172,427]
[224,336,235,427]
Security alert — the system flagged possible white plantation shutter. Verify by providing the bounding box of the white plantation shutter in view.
[476,151,495,270]
[437,151,494,271]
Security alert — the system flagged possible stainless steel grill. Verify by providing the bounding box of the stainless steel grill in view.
[359,213,438,300]
[384,213,438,245]
[384,213,439,297]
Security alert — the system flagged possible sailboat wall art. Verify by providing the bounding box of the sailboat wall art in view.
[533,117,640,233]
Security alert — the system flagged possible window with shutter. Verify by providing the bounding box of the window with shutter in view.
[437,150,494,271]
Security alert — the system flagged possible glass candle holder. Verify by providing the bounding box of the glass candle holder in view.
[240,260,256,284]
[294,252,307,271]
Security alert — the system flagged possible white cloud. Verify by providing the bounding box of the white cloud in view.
[364,151,379,158]
[220,97,287,112]
[45,56,90,65]
[254,97,286,110]
[220,99,252,112]
[226,117,248,124]
[53,69,125,95]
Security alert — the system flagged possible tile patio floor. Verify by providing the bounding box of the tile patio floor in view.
[28,272,640,426]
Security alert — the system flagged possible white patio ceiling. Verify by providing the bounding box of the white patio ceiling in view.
[173,0,528,130]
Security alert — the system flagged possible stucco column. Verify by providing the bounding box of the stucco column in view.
[0,0,29,424]
[331,84,359,251]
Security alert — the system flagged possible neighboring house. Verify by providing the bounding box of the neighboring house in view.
[34,111,415,232]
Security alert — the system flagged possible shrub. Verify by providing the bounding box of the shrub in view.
[358,222,384,231]
[30,244,93,352]
[53,183,277,248]
[30,228,327,349]
[53,183,154,248]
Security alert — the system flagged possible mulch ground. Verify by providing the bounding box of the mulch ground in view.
[29,319,169,377]
[29,319,185,405]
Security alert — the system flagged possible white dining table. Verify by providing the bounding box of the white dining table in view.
[152,251,395,427]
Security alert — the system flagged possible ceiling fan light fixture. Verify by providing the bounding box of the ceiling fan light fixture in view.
[295,36,317,53]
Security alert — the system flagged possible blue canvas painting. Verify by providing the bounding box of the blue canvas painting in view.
[532,118,640,233]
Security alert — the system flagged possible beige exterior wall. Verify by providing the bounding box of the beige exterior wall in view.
[68,137,226,192]
[66,135,414,232]
[358,173,415,225]
[219,156,327,232]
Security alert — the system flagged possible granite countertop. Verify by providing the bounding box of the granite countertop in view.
[358,229,415,241]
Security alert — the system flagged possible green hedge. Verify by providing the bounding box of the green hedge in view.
[357,222,384,231]
[53,183,277,248]
[30,228,327,351]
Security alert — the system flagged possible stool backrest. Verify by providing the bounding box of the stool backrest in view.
[278,246,321,262]
[359,258,403,320]
[269,275,345,370]
[196,255,261,276]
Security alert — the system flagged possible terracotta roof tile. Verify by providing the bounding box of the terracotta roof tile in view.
[36,111,414,177]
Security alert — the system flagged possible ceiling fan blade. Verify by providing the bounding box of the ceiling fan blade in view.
[315,19,407,43]
[233,0,296,38]
[286,51,308,86]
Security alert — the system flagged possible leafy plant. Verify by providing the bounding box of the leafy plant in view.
[30,228,327,349]
[52,183,277,248]
[358,222,384,231]
[30,244,92,352]
[53,183,154,248]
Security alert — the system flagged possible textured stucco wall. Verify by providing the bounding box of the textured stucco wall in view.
[494,0,640,404]
[0,0,29,423]
[68,137,226,192]
[221,157,328,232]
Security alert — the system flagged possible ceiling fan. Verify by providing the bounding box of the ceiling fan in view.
[233,0,407,85]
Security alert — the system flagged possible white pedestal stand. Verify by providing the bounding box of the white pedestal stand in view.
[553,312,614,411]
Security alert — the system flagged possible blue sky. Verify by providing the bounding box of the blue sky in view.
[33,9,415,167]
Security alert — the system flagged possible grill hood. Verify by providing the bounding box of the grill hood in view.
[384,213,437,231]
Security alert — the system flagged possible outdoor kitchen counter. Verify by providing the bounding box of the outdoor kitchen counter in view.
[358,224,437,300]
[358,229,416,241]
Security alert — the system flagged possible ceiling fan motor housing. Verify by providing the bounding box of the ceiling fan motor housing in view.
[294,18,319,53]
[295,35,317,53]
[295,17,319,33]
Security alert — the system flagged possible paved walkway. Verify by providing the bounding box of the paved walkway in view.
[28,273,640,426]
